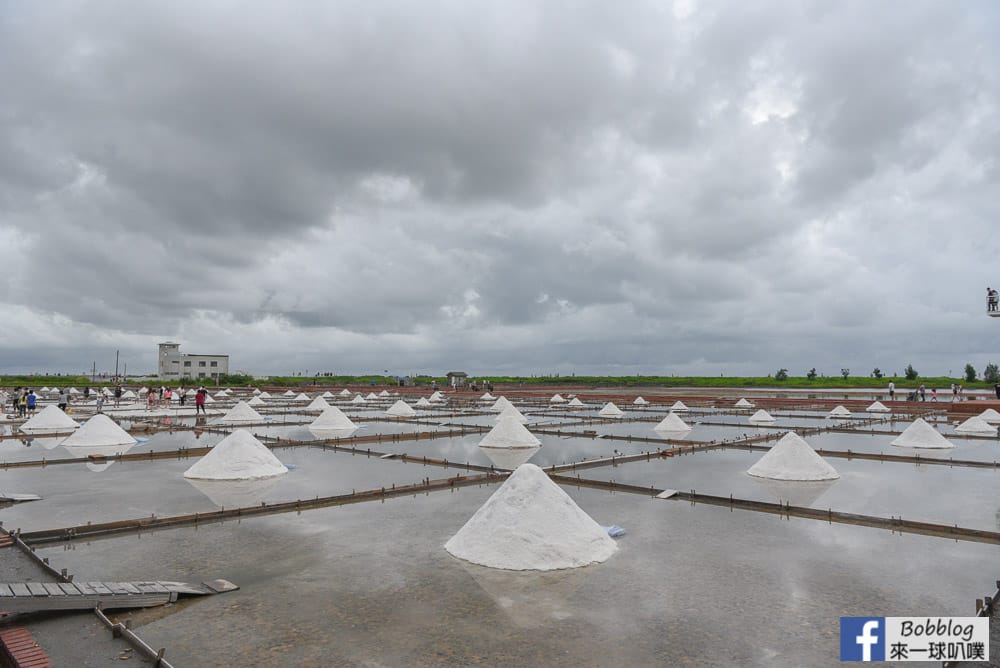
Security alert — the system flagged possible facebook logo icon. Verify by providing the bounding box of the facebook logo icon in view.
[841,617,886,661]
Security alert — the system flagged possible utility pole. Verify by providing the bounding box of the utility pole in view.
[115,350,119,381]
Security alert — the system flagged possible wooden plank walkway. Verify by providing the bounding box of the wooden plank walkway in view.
[0,580,236,613]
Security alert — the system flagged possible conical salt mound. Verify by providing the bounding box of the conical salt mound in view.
[121,390,137,399]
[306,397,330,412]
[247,395,266,407]
[891,418,954,449]
[415,397,432,407]
[748,409,776,424]
[735,398,754,408]
[550,394,566,403]
[183,430,288,480]
[567,397,585,408]
[445,463,617,570]
[310,406,357,431]
[867,401,890,413]
[955,415,997,435]
[495,405,528,424]
[61,414,137,447]
[351,395,366,404]
[480,393,496,401]
[214,390,228,398]
[632,397,649,405]
[203,393,215,404]
[654,413,691,432]
[379,390,390,397]
[20,406,79,434]
[338,389,352,397]
[386,400,417,417]
[282,390,296,397]
[185,389,197,396]
[490,396,513,412]
[258,391,272,399]
[827,405,852,418]
[218,400,264,424]
[479,415,542,448]
[252,388,262,395]
[366,392,379,400]
[747,432,840,481]
[320,391,334,399]
[669,400,689,412]
[293,393,311,402]
[68,387,80,395]
[430,391,444,402]
[598,402,623,418]
[977,408,1000,424]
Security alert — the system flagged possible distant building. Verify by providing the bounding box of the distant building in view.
[157,342,230,380]
[446,371,468,388]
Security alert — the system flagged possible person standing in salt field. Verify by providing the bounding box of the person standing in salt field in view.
[26,390,37,415]
[114,385,122,407]
[887,380,895,401]
[0,388,7,414]
[918,383,926,401]
[162,387,172,407]
[95,394,104,413]
[195,387,207,415]
[147,388,156,410]
[56,389,67,412]
[18,391,27,418]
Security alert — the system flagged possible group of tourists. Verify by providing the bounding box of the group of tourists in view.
[888,381,964,402]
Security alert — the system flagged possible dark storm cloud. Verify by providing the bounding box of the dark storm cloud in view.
[0,0,998,375]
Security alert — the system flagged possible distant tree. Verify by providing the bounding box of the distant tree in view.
[904,364,919,380]
[775,368,788,381]
[806,368,817,380]
[872,368,883,379]
[965,363,977,383]
[984,363,999,384]
[841,368,850,380]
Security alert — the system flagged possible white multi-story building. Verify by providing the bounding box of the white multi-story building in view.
[157,342,230,380]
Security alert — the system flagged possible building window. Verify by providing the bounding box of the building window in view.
[198,372,206,378]
[210,361,218,367]
[171,360,179,364]
[184,361,191,367]
[199,361,206,367]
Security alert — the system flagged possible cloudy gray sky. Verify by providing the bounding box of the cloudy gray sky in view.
[1,1,999,378]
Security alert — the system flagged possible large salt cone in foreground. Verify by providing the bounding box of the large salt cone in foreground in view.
[310,406,357,431]
[183,430,288,480]
[61,414,136,448]
[747,432,840,481]
[654,412,691,434]
[955,415,997,435]
[598,402,623,418]
[445,463,617,571]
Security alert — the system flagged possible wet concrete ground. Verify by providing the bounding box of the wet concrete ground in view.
[1,393,996,665]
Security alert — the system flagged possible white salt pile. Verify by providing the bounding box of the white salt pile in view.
[550,394,566,403]
[891,418,954,449]
[310,406,357,431]
[217,400,264,424]
[339,389,352,397]
[479,393,496,401]
[670,400,689,412]
[306,396,331,412]
[20,406,79,434]
[386,400,417,417]
[748,409,776,424]
[247,396,266,407]
[214,390,228,398]
[827,405,851,418]
[735,398,754,408]
[282,390,296,397]
[566,397,586,408]
[490,396,514,412]
[445,463,617,570]
[598,402,623,418]
[61,414,137,448]
[252,388,262,395]
[183,430,288,480]
[379,390,390,397]
[480,415,541,449]
[351,395,367,404]
[121,390,137,399]
[294,393,311,402]
[366,392,379,400]
[186,389,197,397]
[955,415,997,435]
[430,391,444,402]
[977,408,1000,424]
[632,397,649,405]
[654,413,691,433]
[415,397,433,407]
[747,432,839,481]
[866,401,891,413]
[320,391,334,399]
[495,405,528,424]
